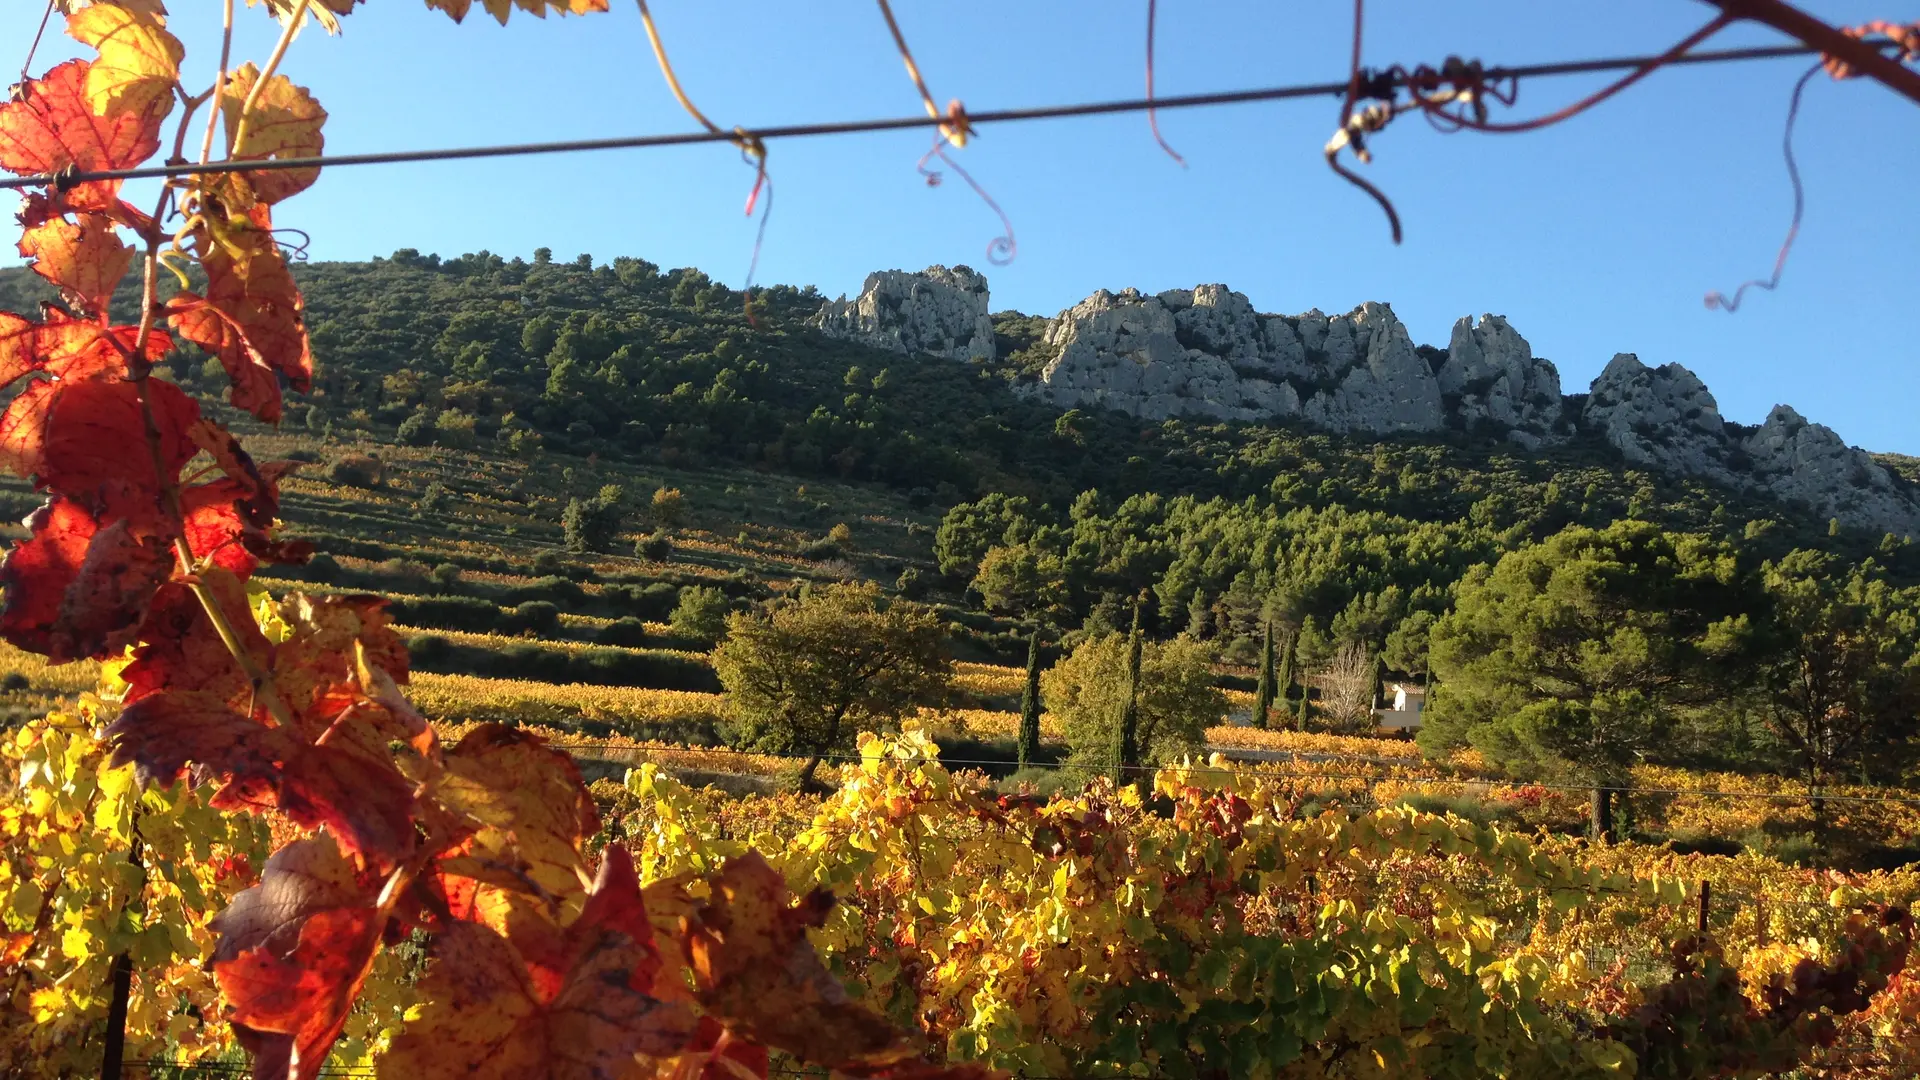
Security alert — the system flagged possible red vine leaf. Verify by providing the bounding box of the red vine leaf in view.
[0,496,168,661]
[168,292,285,421]
[120,572,264,706]
[175,205,313,408]
[106,688,419,871]
[0,59,164,205]
[18,213,132,319]
[215,62,327,209]
[382,845,698,1079]
[684,852,916,1070]
[211,834,385,1080]
[0,374,199,498]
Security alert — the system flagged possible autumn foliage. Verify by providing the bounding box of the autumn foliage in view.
[0,5,994,1078]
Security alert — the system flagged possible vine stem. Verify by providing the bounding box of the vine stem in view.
[197,0,236,167]
[98,814,145,1080]
[116,74,301,732]
[229,0,311,157]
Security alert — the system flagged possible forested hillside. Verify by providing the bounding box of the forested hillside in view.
[3,248,1918,814]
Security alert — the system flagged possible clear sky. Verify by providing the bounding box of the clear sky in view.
[5,1,1918,452]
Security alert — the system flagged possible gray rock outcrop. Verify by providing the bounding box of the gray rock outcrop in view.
[1031,286,1442,432]
[812,268,1920,535]
[813,265,994,362]
[1741,406,1920,535]
[1582,353,1736,485]
[1439,314,1563,447]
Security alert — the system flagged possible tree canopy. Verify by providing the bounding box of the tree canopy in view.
[712,583,952,784]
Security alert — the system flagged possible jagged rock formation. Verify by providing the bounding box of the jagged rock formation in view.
[1029,286,1448,433]
[1439,315,1562,448]
[812,265,994,362]
[1742,406,1920,535]
[1583,353,1735,483]
[1580,355,1920,534]
[813,268,1920,535]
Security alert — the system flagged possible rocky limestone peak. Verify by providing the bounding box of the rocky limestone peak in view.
[1581,352,1733,482]
[1439,314,1563,447]
[812,265,994,362]
[1743,405,1920,535]
[815,266,1920,535]
[1035,286,1443,431]
[1300,302,1445,434]
[1036,285,1298,422]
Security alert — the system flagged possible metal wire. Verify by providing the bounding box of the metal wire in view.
[1,38,1903,192]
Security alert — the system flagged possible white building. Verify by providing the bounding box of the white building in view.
[1377,682,1425,731]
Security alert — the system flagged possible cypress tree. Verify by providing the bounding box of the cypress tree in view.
[1017,626,1043,769]
[1277,624,1297,726]
[1252,618,1276,730]
[1113,595,1145,784]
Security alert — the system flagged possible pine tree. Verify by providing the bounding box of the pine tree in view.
[1018,626,1043,769]
[1252,618,1276,730]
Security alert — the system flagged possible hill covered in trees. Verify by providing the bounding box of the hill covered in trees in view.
[2,247,1917,832]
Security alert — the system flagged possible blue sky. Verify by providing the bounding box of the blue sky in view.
[6,1,1918,452]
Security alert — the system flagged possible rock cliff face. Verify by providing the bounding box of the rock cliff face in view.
[1440,314,1562,448]
[1032,286,1451,434]
[812,268,1920,535]
[811,265,994,362]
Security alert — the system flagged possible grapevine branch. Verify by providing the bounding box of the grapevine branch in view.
[1705,0,1920,104]
[229,0,312,157]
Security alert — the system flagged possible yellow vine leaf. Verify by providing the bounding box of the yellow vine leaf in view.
[423,0,609,25]
[246,0,362,35]
[216,63,327,209]
[64,2,183,122]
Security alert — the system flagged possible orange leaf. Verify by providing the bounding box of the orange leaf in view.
[382,845,697,1080]
[433,724,599,900]
[683,852,916,1070]
[65,2,184,123]
[0,59,163,197]
[212,834,384,1080]
[216,62,326,208]
[269,592,409,730]
[177,205,313,406]
[168,291,284,421]
[424,0,609,25]
[19,213,132,319]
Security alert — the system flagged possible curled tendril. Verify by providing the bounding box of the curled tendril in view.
[917,138,1015,266]
[1705,64,1816,313]
[272,227,313,261]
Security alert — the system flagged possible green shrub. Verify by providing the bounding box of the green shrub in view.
[596,617,651,647]
[390,595,501,632]
[506,600,562,634]
[669,585,732,643]
[636,531,672,561]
